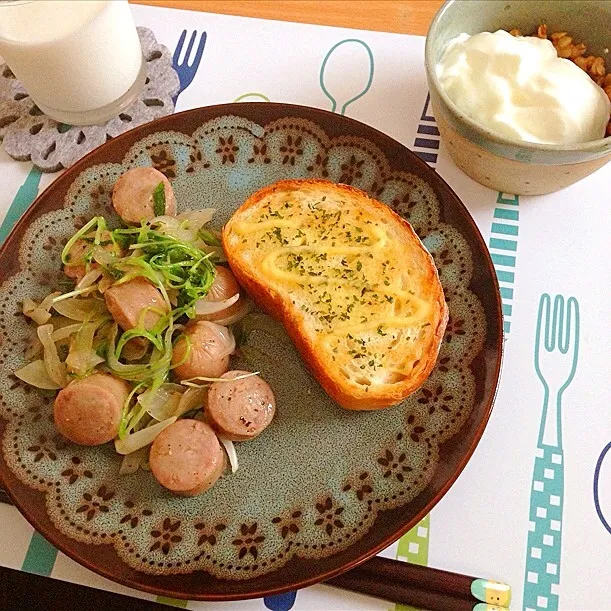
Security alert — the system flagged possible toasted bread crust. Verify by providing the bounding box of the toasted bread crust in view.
[223,179,448,410]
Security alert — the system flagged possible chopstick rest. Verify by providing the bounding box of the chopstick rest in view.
[470,578,512,606]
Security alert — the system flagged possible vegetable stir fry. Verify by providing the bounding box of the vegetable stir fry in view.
[15,167,275,495]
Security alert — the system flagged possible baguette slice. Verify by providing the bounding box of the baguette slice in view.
[223,180,448,410]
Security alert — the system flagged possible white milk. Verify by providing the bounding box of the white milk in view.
[0,0,144,124]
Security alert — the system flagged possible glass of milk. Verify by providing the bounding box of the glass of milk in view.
[0,0,146,125]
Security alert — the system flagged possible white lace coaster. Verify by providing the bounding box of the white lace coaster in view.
[0,27,180,172]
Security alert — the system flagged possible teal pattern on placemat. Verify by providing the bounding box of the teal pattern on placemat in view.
[523,294,580,611]
[488,193,519,335]
[21,531,58,576]
[0,166,42,245]
[319,39,374,116]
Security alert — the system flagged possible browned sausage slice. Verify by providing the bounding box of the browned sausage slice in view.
[104,277,168,332]
[54,373,130,445]
[112,167,177,224]
[206,370,276,441]
[171,320,232,381]
[149,419,225,496]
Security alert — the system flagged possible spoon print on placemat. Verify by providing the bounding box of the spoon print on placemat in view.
[319,39,374,116]
[522,294,580,611]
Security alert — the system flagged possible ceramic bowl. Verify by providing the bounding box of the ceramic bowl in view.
[425,0,611,195]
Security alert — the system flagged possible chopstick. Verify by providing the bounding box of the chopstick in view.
[326,556,511,611]
[0,487,510,611]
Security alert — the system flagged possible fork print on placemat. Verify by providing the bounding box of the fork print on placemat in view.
[523,294,580,611]
[172,29,207,106]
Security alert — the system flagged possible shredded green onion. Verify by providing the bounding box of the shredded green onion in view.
[197,227,222,247]
[61,217,104,265]
[152,182,166,216]
[35,214,220,440]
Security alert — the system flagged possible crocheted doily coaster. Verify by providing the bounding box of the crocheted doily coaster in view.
[0,27,180,172]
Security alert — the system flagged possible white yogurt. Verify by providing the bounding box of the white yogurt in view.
[436,30,610,145]
[0,0,143,121]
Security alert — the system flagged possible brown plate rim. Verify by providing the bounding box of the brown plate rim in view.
[0,102,504,601]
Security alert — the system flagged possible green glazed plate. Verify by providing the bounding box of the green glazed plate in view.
[0,103,502,600]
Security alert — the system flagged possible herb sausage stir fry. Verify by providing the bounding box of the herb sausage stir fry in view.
[16,167,276,496]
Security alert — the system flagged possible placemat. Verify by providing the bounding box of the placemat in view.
[0,4,609,610]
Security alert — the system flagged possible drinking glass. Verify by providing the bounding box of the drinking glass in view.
[0,0,146,125]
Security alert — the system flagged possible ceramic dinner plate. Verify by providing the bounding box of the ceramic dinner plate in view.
[0,103,502,600]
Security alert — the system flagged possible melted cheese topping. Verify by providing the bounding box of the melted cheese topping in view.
[230,190,438,388]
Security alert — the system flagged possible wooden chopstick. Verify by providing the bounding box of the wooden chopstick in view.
[326,556,511,610]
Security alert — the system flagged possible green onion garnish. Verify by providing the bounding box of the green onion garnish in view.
[197,227,221,247]
[152,182,166,217]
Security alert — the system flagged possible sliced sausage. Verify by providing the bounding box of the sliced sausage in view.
[54,373,130,445]
[63,230,123,284]
[149,419,225,496]
[104,277,168,332]
[112,167,177,225]
[196,266,243,323]
[171,320,233,381]
[207,370,276,441]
